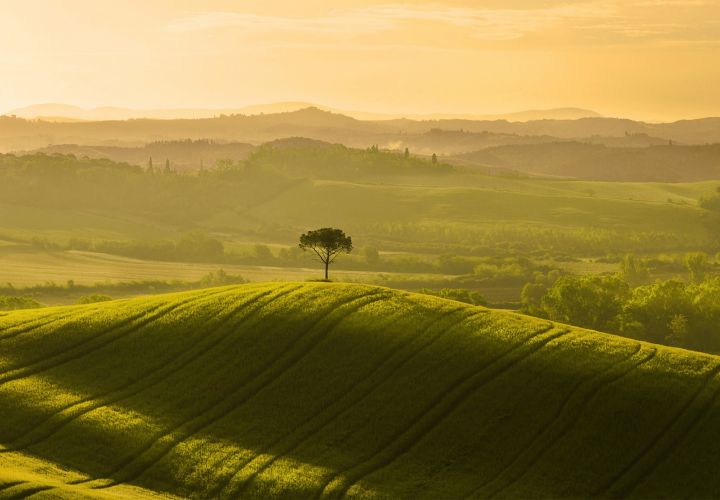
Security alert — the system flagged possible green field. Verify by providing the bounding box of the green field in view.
[0,451,175,499]
[0,151,716,256]
[0,248,404,288]
[1,282,720,498]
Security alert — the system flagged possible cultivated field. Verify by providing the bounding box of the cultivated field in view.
[0,249,401,288]
[1,282,720,498]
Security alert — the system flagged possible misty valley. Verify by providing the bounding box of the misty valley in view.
[3,117,720,354]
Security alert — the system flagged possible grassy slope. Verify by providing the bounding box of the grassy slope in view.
[0,450,175,499]
[245,179,708,232]
[1,283,719,498]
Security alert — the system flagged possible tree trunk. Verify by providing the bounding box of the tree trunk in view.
[324,261,329,280]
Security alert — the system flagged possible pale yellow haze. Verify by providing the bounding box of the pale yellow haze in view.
[2,0,719,121]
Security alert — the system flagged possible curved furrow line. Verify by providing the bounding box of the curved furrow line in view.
[618,374,720,499]
[5,285,296,453]
[0,484,54,499]
[6,285,287,450]
[0,302,165,376]
[0,306,159,377]
[84,290,388,489]
[86,291,389,490]
[0,481,24,492]
[596,363,720,499]
[217,305,478,499]
[317,324,566,500]
[466,344,655,499]
[0,289,229,387]
[0,311,75,342]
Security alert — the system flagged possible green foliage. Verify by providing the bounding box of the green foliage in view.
[619,254,650,286]
[685,252,709,283]
[525,274,720,352]
[1,283,719,498]
[77,294,113,304]
[176,231,225,262]
[0,295,44,311]
[244,141,451,180]
[198,269,249,288]
[417,287,487,306]
[299,227,353,279]
[538,275,629,332]
[71,231,225,263]
[520,282,547,316]
[666,314,690,346]
[360,246,380,265]
[621,280,693,344]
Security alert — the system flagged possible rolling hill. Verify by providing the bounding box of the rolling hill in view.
[33,140,256,173]
[2,282,720,498]
[452,142,720,182]
[1,150,716,262]
[2,107,720,154]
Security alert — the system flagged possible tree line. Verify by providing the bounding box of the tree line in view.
[521,254,720,353]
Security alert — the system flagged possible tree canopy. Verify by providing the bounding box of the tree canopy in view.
[299,227,353,279]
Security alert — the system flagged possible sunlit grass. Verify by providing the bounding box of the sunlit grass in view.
[0,283,719,498]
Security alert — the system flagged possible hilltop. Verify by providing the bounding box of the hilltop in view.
[1,282,720,498]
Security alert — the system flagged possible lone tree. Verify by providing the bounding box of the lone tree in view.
[299,227,353,280]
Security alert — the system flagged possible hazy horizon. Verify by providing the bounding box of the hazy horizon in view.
[2,0,720,122]
[3,101,608,122]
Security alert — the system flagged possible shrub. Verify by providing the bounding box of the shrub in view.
[0,295,45,310]
[77,294,113,304]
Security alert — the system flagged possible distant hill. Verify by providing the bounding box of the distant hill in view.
[382,129,670,156]
[2,107,719,158]
[452,142,720,181]
[7,102,601,122]
[475,107,602,122]
[2,283,720,498]
[382,116,720,144]
[6,102,332,121]
[34,140,256,172]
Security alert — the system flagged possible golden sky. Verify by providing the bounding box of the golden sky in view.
[1,0,719,120]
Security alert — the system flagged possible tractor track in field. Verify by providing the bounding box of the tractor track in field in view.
[5,284,720,499]
[83,290,389,490]
[619,374,720,498]
[218,304,478,499]
[467,344,656,499]
[0,483,53,499]
[4,285,300,454]
[0,289,230,388]
[315,323,566,500]
[596,362,720,498]
[0,305,163,379]
[0,481,24,492]
[0,312,77,342]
